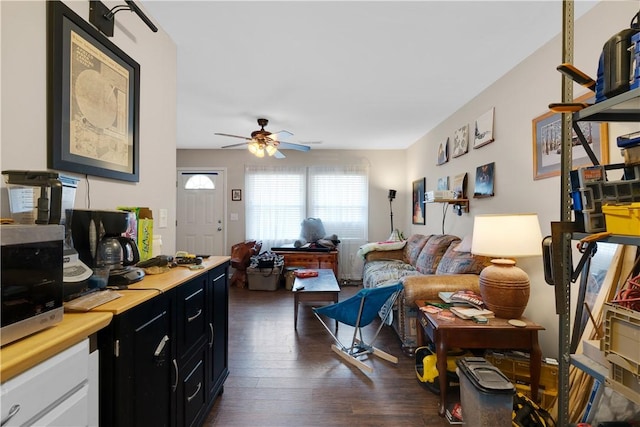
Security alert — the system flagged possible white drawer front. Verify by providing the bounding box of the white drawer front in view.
[1,340,89,426]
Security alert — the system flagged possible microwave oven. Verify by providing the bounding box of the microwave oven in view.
[1,224,64,346]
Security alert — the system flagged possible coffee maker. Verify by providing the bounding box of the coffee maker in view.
[69,209,144,287]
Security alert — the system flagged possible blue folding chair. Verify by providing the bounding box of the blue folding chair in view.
[313,283,404,373]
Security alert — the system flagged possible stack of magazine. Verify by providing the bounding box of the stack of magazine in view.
[439,290,494,320]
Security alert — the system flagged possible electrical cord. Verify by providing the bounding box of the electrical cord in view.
[612,274,640,311]
[441,203,451,234]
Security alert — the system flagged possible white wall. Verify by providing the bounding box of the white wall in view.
[0,0,178,253]
[406,1,640,357]
[176,148,408,277]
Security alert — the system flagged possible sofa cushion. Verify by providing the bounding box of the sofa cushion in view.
[435,241,493,275]
[403,234,432,266]
[362,259,421,289]
[415,235,460,274]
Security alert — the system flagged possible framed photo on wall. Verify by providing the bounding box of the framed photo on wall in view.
[473,107,495,149]
[412,178,425,225]
[437,138,449,165]
[473,162,495,198]
[453,124,469,158]
[231,189,242,201]
[532,93,609,180]
[47,1,141,182]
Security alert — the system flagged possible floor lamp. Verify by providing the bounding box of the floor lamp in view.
[388,189,396,233]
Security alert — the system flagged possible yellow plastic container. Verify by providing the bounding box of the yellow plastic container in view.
[602,203,640,236]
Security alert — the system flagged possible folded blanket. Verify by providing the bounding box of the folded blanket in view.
[357,240,406,259]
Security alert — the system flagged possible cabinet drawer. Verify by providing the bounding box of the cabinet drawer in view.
[33,383,89,426]
[180,350,206,427]
[177,277,207,356]
[1,339,88,426]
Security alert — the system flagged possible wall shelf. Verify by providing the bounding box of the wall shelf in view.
[425,198,469,213]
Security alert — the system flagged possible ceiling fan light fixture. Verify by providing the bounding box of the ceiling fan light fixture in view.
[247,141,259,154]
[265,144,277,156]
[255,148,265,158]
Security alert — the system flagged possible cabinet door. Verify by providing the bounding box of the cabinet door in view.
[99,294,173,427]
[207,263,229,399]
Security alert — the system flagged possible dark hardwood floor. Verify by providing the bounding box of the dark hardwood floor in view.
[203,284,456,426]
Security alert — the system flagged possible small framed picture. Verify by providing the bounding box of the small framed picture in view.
[231,189,242,201]
[474,162,495,198]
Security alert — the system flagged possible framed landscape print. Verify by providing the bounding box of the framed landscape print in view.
[48,1,141,182]
[532,93,609,180]
[412,178,425,225]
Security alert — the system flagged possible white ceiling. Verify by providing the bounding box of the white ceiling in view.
[141,0,598,152]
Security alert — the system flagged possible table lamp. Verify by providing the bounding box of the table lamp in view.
[471,213,543,319]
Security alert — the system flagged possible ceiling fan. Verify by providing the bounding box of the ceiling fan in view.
[215,118,311,159]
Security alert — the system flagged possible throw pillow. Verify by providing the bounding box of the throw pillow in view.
[436,242,492,275]
[453,234,473,252]
[415,235,460,274]
[404,234,432,266]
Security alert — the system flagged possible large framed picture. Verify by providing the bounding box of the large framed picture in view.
[412,178,425,225]
[47,1,140,182]
[532,93,609,180]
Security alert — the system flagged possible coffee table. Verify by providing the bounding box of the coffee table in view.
[292,269,340,329]
[415,300,545,417]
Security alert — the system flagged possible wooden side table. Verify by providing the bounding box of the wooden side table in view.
[415,300,545,417]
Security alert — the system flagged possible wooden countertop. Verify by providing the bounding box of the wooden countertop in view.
[0,256,230,382]
[0,311,113,382]
[89,256,230,315]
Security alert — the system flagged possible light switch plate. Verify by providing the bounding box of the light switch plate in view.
[159,208,168,228]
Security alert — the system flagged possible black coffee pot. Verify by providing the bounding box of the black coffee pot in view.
[70,209,140,268]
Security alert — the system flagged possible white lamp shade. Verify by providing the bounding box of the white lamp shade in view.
[471,213,543,258]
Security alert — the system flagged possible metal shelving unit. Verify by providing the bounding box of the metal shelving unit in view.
[553,67,640,425]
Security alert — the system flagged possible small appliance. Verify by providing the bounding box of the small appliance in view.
[1,224,64,346]
[69,209,144,287]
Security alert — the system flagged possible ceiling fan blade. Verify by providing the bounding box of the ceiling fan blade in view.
[214,133,251,141]
[278,141,311,152]
[274,150,286,159]
[221,142,249,149]
[271,130,293,139]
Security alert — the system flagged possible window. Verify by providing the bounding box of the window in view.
[245,164,369,279]
[308,165,368,241]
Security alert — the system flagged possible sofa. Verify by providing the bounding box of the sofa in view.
[360,234,492,354]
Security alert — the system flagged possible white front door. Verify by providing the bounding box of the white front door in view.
[176,169,226,256]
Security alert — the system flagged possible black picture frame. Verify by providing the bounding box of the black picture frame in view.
[47,1,140,182]
[231,189,242,201]
[412,178,425,225]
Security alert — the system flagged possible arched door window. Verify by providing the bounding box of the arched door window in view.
[184,174,215,190]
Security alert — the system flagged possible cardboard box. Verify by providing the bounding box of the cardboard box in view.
[118,207,154,261]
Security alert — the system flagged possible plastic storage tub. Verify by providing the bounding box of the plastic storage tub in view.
[602,203,640,236]
[247,266,282,291]
[456,357,514,427]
